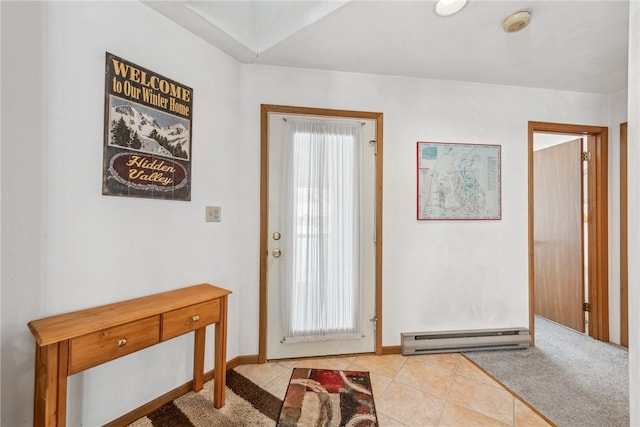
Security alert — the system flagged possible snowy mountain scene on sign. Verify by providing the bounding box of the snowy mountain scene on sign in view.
[108,95,190,160]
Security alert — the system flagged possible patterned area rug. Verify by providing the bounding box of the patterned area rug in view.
[128,369,282,426]
[277,368,378,427]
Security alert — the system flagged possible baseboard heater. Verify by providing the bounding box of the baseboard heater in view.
[401,327,530,355]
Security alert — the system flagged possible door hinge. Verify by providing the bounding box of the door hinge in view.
[582,151,591,161]
[369,316,378,334]
[369,139,377,155]
[583,302,592,312]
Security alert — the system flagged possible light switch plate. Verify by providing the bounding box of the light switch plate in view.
[205,206,221,222]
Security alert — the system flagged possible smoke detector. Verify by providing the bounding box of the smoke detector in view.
[503,10,532,33]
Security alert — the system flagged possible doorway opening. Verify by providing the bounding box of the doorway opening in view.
[528,121,609,345]
[258,104,384,363]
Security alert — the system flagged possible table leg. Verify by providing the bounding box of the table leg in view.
[56,342,68,426]
[193,328,205,392]
[33,341,68,427]
[213,295,228,408]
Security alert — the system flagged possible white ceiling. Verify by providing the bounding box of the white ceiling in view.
[144,0,629,95]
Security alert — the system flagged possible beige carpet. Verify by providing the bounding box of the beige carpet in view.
[465,316,629,426]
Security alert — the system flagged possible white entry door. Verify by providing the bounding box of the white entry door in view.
[266,113,377,360]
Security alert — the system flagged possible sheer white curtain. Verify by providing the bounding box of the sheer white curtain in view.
[280,118,363,343]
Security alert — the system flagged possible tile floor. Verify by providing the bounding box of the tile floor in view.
[234,353,553,427]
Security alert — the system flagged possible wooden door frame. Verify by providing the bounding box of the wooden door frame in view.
[528,121,609,344]
[258,104,384,363]
[620,122,628,347]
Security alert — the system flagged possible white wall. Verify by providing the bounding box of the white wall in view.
[240,65,610,346]
[0,1,3,423]
[608,88,628,345]
[1,3,47,425]
[1,2,245,425]
[627,1,639,424]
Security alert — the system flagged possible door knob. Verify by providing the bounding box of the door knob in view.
[272,248,282,258]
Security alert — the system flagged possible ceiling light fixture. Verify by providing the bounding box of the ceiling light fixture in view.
[502,10,532,33]
[435,0,468,17]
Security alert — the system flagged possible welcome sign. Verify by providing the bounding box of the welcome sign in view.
[102,52,193,201]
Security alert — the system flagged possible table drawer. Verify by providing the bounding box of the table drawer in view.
[69,316,160,374]
[162,299,220,341]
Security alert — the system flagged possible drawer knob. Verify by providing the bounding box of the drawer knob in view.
[192,315,200,322]
[117,338,127,347]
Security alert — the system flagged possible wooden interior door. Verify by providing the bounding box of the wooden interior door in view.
[534,138,585,332]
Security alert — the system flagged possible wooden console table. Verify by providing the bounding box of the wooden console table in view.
[28,284,231,427]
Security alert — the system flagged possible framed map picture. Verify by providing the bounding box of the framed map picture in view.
[102,52,193,201]
[416,142,501,220]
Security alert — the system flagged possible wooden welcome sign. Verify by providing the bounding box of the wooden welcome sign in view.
[102,52,193,201]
